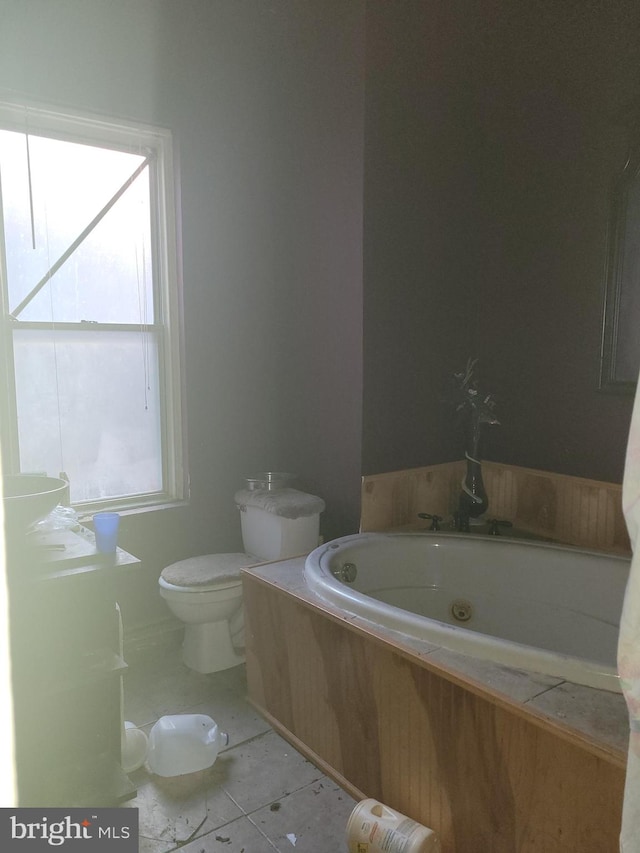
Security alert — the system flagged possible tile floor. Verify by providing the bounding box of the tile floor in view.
[123,640,357,852]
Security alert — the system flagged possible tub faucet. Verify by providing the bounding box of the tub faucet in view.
[487,518,513,536]
[418,513,442,531]
[453,511,470,533]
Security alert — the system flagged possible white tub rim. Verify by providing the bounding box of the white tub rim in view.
[304,531,629,693]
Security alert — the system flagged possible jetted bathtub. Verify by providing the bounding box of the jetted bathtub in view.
[304,531,631,692]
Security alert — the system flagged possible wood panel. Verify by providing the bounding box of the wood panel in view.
[361,461,630,554]
[359,462,463,532]
[244,575,625,853]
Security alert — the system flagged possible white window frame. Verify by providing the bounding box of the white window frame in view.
[0,99,187,513]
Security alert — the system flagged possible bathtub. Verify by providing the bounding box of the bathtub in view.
[304,532,631,693]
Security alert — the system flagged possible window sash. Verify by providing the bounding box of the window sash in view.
[9,155,152,321]
[12,325,164,505]
[0,100,186,511]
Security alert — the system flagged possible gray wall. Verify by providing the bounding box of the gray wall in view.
[0,0,364,629]
[363,0,637,482]
[363,1,481,474]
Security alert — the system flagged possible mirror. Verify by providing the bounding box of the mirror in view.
[600,114,640,393]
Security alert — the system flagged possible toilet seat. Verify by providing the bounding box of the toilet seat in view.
[160,553,252,591]
[158,553,249,673]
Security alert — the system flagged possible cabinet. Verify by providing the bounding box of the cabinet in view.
[7,526,140,806]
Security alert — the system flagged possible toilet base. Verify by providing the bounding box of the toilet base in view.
[182,620,246,673]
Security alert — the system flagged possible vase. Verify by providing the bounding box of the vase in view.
[458,452,488,519]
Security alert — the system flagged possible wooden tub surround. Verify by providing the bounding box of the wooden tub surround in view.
[243,556,627,853]
[360,461,630,555]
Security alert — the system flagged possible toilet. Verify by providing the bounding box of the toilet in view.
[159,483,325,673]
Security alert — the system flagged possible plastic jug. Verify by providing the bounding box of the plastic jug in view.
[146,714,229,777]
[346,799,441,853]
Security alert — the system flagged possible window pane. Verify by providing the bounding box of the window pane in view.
[0,130,154,323]
[13,328,163,503]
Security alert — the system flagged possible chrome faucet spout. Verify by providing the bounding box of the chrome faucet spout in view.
[453,510,470,532]
[487,518,513,536]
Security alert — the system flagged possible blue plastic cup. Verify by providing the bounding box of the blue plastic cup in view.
[93,512,120,553]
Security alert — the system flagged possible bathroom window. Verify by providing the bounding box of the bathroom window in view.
[0,101,186,511]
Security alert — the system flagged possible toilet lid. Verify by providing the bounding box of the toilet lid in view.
[160,553,250,588]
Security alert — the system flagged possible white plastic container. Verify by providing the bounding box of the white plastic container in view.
[122,721,148,774]
[346,799,441,853]
[146,714,229,777]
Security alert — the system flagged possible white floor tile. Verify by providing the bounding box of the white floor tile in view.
[124,636,351,852]
[249,776,356,852]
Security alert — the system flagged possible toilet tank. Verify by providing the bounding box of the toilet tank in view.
[235,488,325,562]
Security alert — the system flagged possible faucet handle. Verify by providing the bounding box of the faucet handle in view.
[418,513,442,531]
[487,518,513,536]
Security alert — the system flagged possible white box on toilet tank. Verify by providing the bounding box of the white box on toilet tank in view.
[240,504,320,561]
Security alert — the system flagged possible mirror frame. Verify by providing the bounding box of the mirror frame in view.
[600,116,640,394]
